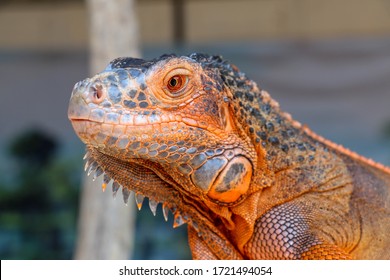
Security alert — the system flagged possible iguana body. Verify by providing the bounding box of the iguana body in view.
[68,53,390,259]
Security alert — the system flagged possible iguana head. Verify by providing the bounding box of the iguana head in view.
[68,53,274,258]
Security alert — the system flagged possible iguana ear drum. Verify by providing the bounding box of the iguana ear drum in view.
[191,156,252,204]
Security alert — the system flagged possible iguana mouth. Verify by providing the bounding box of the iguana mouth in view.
[82,145,233,238]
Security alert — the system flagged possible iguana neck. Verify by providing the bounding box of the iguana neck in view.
[224,77,355,252]
[220,62,390,177]
[223,73,319,175]
[243,89,320,173]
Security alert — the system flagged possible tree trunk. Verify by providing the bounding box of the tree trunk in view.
[74,0,140,259]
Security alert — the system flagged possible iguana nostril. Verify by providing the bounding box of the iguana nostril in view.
[90,84,104,103]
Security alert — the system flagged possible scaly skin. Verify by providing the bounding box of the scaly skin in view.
[68,53,390,259]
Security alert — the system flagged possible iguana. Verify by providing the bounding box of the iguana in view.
[68,53,390,259]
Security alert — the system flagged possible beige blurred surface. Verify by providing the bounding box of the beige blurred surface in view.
[1,0,390,50]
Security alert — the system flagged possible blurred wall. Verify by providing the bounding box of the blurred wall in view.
[1,0,390,51]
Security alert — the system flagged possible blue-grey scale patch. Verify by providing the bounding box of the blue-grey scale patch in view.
[120,113,132,123]
[116,69,129,81]
[117,138,130,149]
[297,143,306,151]
[101,100,112,108]
[168,154,180,161]
[137,92,147,101]
[139,101,149,108]
[129,69,141,78]
[190,153,207,169]
[186,147,197,154]
[108,84,122,104]
[106,112,120,123]
[129,141,141,150]
[157,144,167,151]
[168,146,178,152]
[149,112,160,122]
[281,144,289,153]
[198,145,206,152]
[120,78,129,88]
[138,147,148,155]
[217,162,245,192]
[124,100,137,109]
[191,156,228,191]
[107,137,118,146]
[181,155,190,162]
[158,151,169,158]
[105,75,118,83]
[178,163,192,175]
[90,109,104,121]
[127,89,137,98]
[205,150,215,157]
[268,137,280,145]
[149,143,159,151]
[266,122,275,132]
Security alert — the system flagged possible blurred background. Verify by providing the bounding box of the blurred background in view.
[1,0,390,260]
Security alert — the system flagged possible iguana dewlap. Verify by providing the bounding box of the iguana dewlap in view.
[68,53,390,259]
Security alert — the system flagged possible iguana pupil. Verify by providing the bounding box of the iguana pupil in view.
[169,76,179,87]
[167,75,186,92]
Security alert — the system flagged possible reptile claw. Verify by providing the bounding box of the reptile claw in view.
[162,204,170,221]
[173,211,186,228]
[83,151,90,160]
[87,162,98,176]
[102,173,111,191]
[122,187,131,204]
[135,193,145,210]
[84,157,94,171]
[112,181,120,197]
[149,199,158,216]
[101,173,111,192]
[92,167,103,181]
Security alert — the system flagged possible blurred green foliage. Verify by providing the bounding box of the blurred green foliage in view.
[0,129,81,259]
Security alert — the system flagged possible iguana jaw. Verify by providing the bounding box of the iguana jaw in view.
[84,145,244,258]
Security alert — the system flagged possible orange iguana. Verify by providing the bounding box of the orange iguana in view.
[68,53,390,259]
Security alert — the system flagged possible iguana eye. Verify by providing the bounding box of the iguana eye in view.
[167,75,188,94]
[158,66,193,101]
